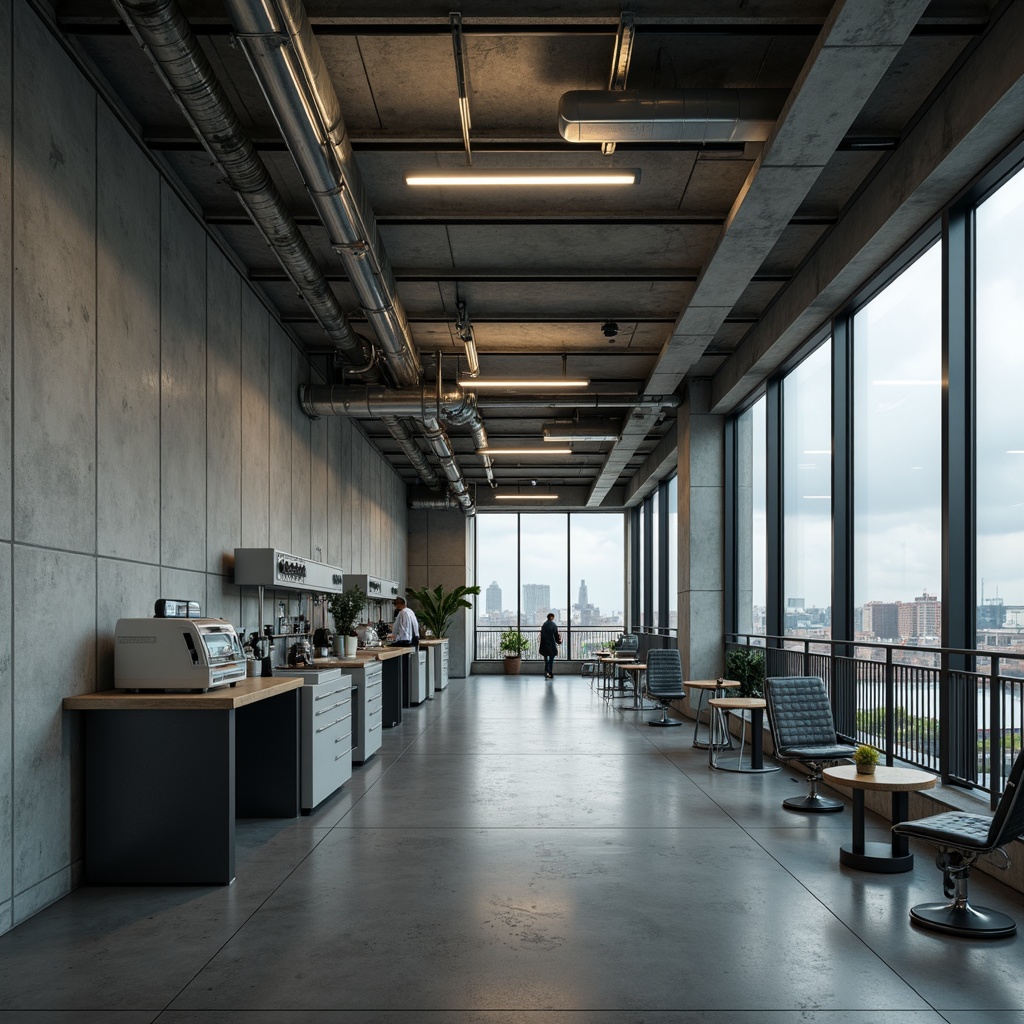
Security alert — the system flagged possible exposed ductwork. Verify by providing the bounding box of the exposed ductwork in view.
[224,0,482,514]
[558,89,788,145]
[408,495,466,511]
[113,0,374,369]
[477,394,682,410]
[225,0,420,389]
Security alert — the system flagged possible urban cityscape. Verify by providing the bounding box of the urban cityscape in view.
[752,590,1024,654]
[478,578,625,628]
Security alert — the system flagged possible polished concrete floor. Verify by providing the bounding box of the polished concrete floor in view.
[2,674,1024,1023]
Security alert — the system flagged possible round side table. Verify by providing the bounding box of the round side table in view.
[822,764,937,872]
[707,697,779,773]
[685,679,740,748]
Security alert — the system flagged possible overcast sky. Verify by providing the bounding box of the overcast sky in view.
[477,512,626,617]
[749,160,1024,615]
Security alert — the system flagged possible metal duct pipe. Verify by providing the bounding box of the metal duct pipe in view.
[225,0,421,388]
[379,415,440,489]
[409,495,464,510]
[299,384,488,504]
[558,89,788,145]
[113,0,372,369]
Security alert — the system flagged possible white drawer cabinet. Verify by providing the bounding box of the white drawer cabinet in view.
[433,640,449,690]
[301,674,353,811]
[350,661,383,764]
[408,648,429,705]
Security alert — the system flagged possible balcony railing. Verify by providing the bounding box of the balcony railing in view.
[475,626,625,661]
[727,633,1024,807]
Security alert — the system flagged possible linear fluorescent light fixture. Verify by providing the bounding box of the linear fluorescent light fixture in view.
[406,168,639,187]
[543,425,620,442]
[460,378,590,389]
[476,447,573,456]
[494,493,559,501]
[871,379,941,386]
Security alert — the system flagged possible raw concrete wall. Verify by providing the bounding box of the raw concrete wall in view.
[0,5,406,936]
[407,510,472,677]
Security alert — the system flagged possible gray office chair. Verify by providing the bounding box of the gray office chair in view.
[643,649,686,727]
[764,675,857,812]
[892,747,1024,937]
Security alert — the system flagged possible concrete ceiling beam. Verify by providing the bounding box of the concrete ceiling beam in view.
[587,0,931,507]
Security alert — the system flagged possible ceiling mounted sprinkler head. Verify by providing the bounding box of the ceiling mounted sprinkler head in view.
[602,320,619,339]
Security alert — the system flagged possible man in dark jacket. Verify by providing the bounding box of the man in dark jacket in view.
[539,612,561,679]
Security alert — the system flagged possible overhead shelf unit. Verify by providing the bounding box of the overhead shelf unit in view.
[234,548,347,650]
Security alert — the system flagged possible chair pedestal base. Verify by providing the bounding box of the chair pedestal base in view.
[647,717,682,728]
[784,793,844,813]
[910,901,1016,938]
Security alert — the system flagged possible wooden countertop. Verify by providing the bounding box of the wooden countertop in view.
[63,676,304,711]
[418,638,448,648]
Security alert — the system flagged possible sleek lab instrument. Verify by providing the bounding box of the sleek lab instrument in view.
[114,618,247,691]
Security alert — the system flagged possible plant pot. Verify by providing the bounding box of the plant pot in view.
[503,655,522,675]
[344,635,358,658]
[856,763,876,775]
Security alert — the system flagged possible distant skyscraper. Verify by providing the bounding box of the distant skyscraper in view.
[522,583,552,624]
[578,579,589,608]
[486,580,502,615]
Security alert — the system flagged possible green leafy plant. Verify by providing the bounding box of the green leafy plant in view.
[499,629,531,656]
[853,744,880,767]
[724,648,766,698]
[406,583,481,638]
[328,586,365,637]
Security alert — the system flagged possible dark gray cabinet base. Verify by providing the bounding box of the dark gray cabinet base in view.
[83,691,299,885]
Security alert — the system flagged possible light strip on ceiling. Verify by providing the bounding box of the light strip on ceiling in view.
[494,493,559,501]
[406,168,639,187]
[460,378,590,389]
[476,447,573,456]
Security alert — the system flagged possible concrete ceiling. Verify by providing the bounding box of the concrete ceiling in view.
[55,0,994,506]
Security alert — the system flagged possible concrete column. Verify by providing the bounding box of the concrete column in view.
[678,379,725,679]
[407,509,472,677]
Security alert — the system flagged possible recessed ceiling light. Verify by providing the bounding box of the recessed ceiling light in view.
[460,378,590,389]
[494,493,560,501]
[406,168,639,187]
[476,447,573,456]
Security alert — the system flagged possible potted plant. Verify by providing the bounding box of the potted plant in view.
[499,629,531,675]
[853,744,880,775]
[724,647,766,698]
[328,586,365,658]
[405,583,481,639]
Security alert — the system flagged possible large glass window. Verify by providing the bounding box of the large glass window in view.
[667,477,678,632]
[976,166,1024,637]
[853,244,942,642]
[736,396,767,635]
[651,489,660,628]
[519,514,567,629]
[474,513,624,660]
[783,341,832,637]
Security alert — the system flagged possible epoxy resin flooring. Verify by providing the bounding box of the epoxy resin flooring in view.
[2,675,1024,1023]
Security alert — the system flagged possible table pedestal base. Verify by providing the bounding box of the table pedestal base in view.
[840,842,914,873]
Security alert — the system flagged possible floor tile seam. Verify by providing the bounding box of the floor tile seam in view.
[156,826,341,1016]
[327,824,739,830]
[729,818,945,1015]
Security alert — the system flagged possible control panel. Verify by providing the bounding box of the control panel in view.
[234,548,346,594]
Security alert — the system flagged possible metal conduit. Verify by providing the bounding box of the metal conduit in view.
[225,0,421,389]
[113,0,372,368]
[226,0,481,513]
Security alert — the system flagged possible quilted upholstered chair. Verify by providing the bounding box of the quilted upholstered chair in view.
[643,648,686,728]
[764,675,857,812]
[891,747,1024,937]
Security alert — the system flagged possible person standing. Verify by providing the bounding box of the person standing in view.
[389,597,420,647]
[539,612,561,679]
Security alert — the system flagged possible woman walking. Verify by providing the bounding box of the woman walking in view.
[539,612,562,679]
